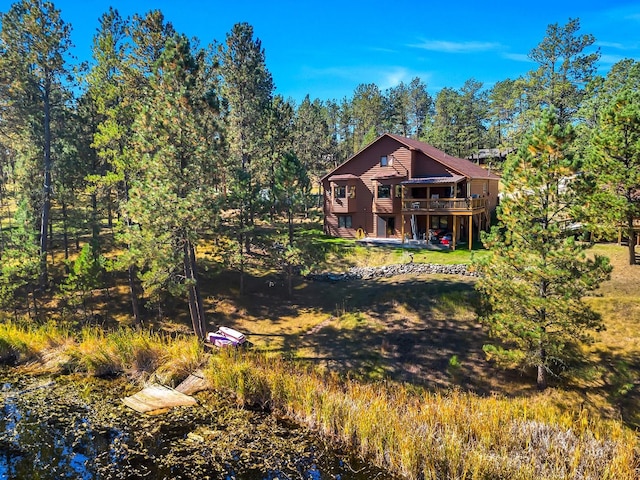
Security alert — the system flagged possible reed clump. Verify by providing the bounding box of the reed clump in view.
[0,321,202,383]
[205,349,639,480]
[0,319,72,365]
[2,323,638,479]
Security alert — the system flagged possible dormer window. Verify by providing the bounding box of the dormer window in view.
[380,156,388,166]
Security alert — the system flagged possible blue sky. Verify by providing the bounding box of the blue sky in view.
[2,0,640,103]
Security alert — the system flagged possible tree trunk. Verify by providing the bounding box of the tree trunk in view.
[91,192,100,246]
[537,348,547,390]
[128,265,142,327]
[627,218,637,265]
[184,239,206,339]
[288,205,294,246]
[39,78,52,289]
[238,234,245,296]
[62,201,69,268]
[107,188,113,230]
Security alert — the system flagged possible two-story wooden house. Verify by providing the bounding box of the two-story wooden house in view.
[322,134,501,250]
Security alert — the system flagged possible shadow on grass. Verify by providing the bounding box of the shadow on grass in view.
[204,271,537,398]
[576,347,640,429]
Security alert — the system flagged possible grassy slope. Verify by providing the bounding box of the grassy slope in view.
[1,226,638,479]
[1,213,638,427]
[205,240,639,427]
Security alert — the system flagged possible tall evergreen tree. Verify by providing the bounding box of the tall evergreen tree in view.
[585,87,640,265]
[457,79,489,157]
[219,21,273,213]
[527,18,600,126]
[275,152,309,246]
[474,110,611,390]
[351,83,384,151]
[265,95,294,220]
[125,33,221,338]
[293,95,331,184]
[422,87,461,154]
[406,77,433,139]
[87,9,177,326]
[218,22,274,294]
[488,78,528,153]
[0,0,73,287]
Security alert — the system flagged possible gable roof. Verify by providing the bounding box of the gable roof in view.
[385,134,500,180]
[321,133,500,182]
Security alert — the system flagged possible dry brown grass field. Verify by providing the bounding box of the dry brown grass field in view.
[193,236,640,429]
[2,223,638,479]
[2,217,639,428]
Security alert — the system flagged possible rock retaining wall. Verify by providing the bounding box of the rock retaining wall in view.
[307,263,478,282]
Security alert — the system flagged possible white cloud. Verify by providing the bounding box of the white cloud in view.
[599,54,633,67]
[409,39,501,53]
[302,65,431,85]
[597,40,626,50]
[502,53,532,63]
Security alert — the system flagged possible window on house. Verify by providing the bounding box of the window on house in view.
[338,215,352,228]
[348,185,356,198]
[377,184,391,198]
[380,156,388,166]
[395,185,402,198]
[334,185,346,198]
[430,216,449,230]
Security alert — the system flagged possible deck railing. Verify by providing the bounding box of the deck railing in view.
[402,197,487,212]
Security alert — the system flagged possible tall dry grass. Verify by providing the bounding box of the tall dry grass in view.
[1,321,638,478]
[0,321,204,383]
[205,349,639,480]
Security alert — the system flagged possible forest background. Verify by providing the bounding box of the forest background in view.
[0,1,638,351]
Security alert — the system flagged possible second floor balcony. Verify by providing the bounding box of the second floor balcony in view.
[402,197,487,214]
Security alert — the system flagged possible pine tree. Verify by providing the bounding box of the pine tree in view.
[60,243,105,322]
[586,88,640,265]
[293,95,331,185]
[124,33,221,339]
[474,109,611,389]
[265,95,294,220]
[275,152,309,246]
[351,83,384,151]
[0,0,73,287]
[527,18,600,126]
[86,9,176,326]
[219,22,274,252]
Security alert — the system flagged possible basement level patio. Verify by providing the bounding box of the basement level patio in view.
[400,175,490,251]
[355,237,451,250]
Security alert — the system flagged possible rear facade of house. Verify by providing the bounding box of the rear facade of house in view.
[321,134,501,250]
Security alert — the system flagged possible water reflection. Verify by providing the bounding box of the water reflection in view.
[0,372,395,479]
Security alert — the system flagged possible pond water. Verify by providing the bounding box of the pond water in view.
[0,371,397,480]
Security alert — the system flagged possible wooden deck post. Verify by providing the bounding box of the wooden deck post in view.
[468,214,473,250]
[452,216,457,250]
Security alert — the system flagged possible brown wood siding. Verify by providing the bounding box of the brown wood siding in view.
[323,136,409,238]
[323,135,500,240]
[412,151,452,176]
[469,178,499,211]
[324,211,370,238]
